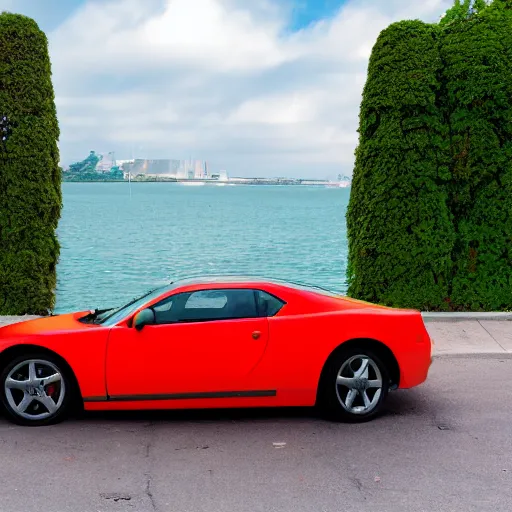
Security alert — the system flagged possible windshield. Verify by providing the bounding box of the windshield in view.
[96,285,171,326]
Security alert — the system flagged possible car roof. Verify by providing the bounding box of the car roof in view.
[166,274,345,297]
[171,275,286,286]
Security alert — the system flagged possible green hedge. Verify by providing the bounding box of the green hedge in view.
[442,2,512,310]
[347,0,512,311]
[347,21,455,310]
[0,13,61,315]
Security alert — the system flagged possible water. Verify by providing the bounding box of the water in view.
[55,183,350,313]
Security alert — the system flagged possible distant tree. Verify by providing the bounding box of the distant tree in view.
[109,166,124,180]
[0,13,61,315]
[68,150,100,174]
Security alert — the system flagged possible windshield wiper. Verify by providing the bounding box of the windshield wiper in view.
[81,284,172,326]
[79,308,113,325]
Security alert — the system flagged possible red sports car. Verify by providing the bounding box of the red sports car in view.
[0,276,433,426]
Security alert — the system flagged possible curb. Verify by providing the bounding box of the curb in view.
[432,352,512,359]
[421,312,512,322]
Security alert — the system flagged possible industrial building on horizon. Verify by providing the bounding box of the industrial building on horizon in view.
[121,158,228,181]
[64,151,352,187]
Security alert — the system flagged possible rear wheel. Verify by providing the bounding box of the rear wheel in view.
[0,353,74,426]
[318,346,390,422]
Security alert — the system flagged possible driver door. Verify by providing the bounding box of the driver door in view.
[105,288,269,399]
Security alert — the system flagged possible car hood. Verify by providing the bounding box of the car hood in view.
[0,311,93,337]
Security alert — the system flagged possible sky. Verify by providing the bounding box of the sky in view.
[0,0,452,178]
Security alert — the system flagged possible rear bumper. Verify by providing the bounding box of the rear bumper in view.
[397,336,433,389]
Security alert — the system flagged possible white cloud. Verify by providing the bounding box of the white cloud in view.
[0,0,14,10]
[47,0,452,178]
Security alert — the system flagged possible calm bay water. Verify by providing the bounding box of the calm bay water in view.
[55,183,350,313]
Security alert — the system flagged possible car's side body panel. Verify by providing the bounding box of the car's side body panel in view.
[104,317,270,398]
[87,309,430,411]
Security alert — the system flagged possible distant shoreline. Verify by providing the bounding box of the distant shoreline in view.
[62,180,350,187]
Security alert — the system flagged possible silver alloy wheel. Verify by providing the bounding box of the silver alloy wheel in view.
[4,359,66,421]
[335,355,383,415]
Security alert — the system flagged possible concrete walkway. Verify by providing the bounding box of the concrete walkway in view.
[1,313,512,357]
[423,315,512,357]
[0,316,39,327]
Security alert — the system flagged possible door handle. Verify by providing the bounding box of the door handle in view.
[252,331,261,340]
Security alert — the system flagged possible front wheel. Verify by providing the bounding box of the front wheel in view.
[0,353,74,426]
[318,347,390,422]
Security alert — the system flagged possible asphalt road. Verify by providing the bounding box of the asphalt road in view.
[0,357,510,512]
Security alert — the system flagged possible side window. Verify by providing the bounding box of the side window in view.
[184,290,228,309]
[152,289,259,324]
[256,290,285,317]
[152,295,179,324]
[223,289,258,319]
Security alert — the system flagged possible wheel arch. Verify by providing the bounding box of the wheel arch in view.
[316,338,400,400]
[0,344,84,406]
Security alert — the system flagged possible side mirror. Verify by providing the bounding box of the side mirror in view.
[133,308,155,331]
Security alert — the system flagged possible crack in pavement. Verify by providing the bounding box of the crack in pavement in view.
[144,421,157,511]
[145,476,156,512]
[100,492,132,502]
[349,476,364,492]
[478,320,508,352]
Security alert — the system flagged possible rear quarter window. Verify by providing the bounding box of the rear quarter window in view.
[256,290,285,317]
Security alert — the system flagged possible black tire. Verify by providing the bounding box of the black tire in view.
[317,346,390,423]
[0,352,75,426]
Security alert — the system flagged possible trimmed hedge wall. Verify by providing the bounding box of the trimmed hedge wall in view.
[0,13,61,315]
[347,21,455,311]
[443,2,512,310]
[347,0,512,311]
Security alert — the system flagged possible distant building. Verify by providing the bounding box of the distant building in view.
[211,170,228,181]
[194,160,203,179]
[301,179,328,185]
[123,159,181,177]
[117,159,135,167]
[95,152,114,172]
[93,155,228,181]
